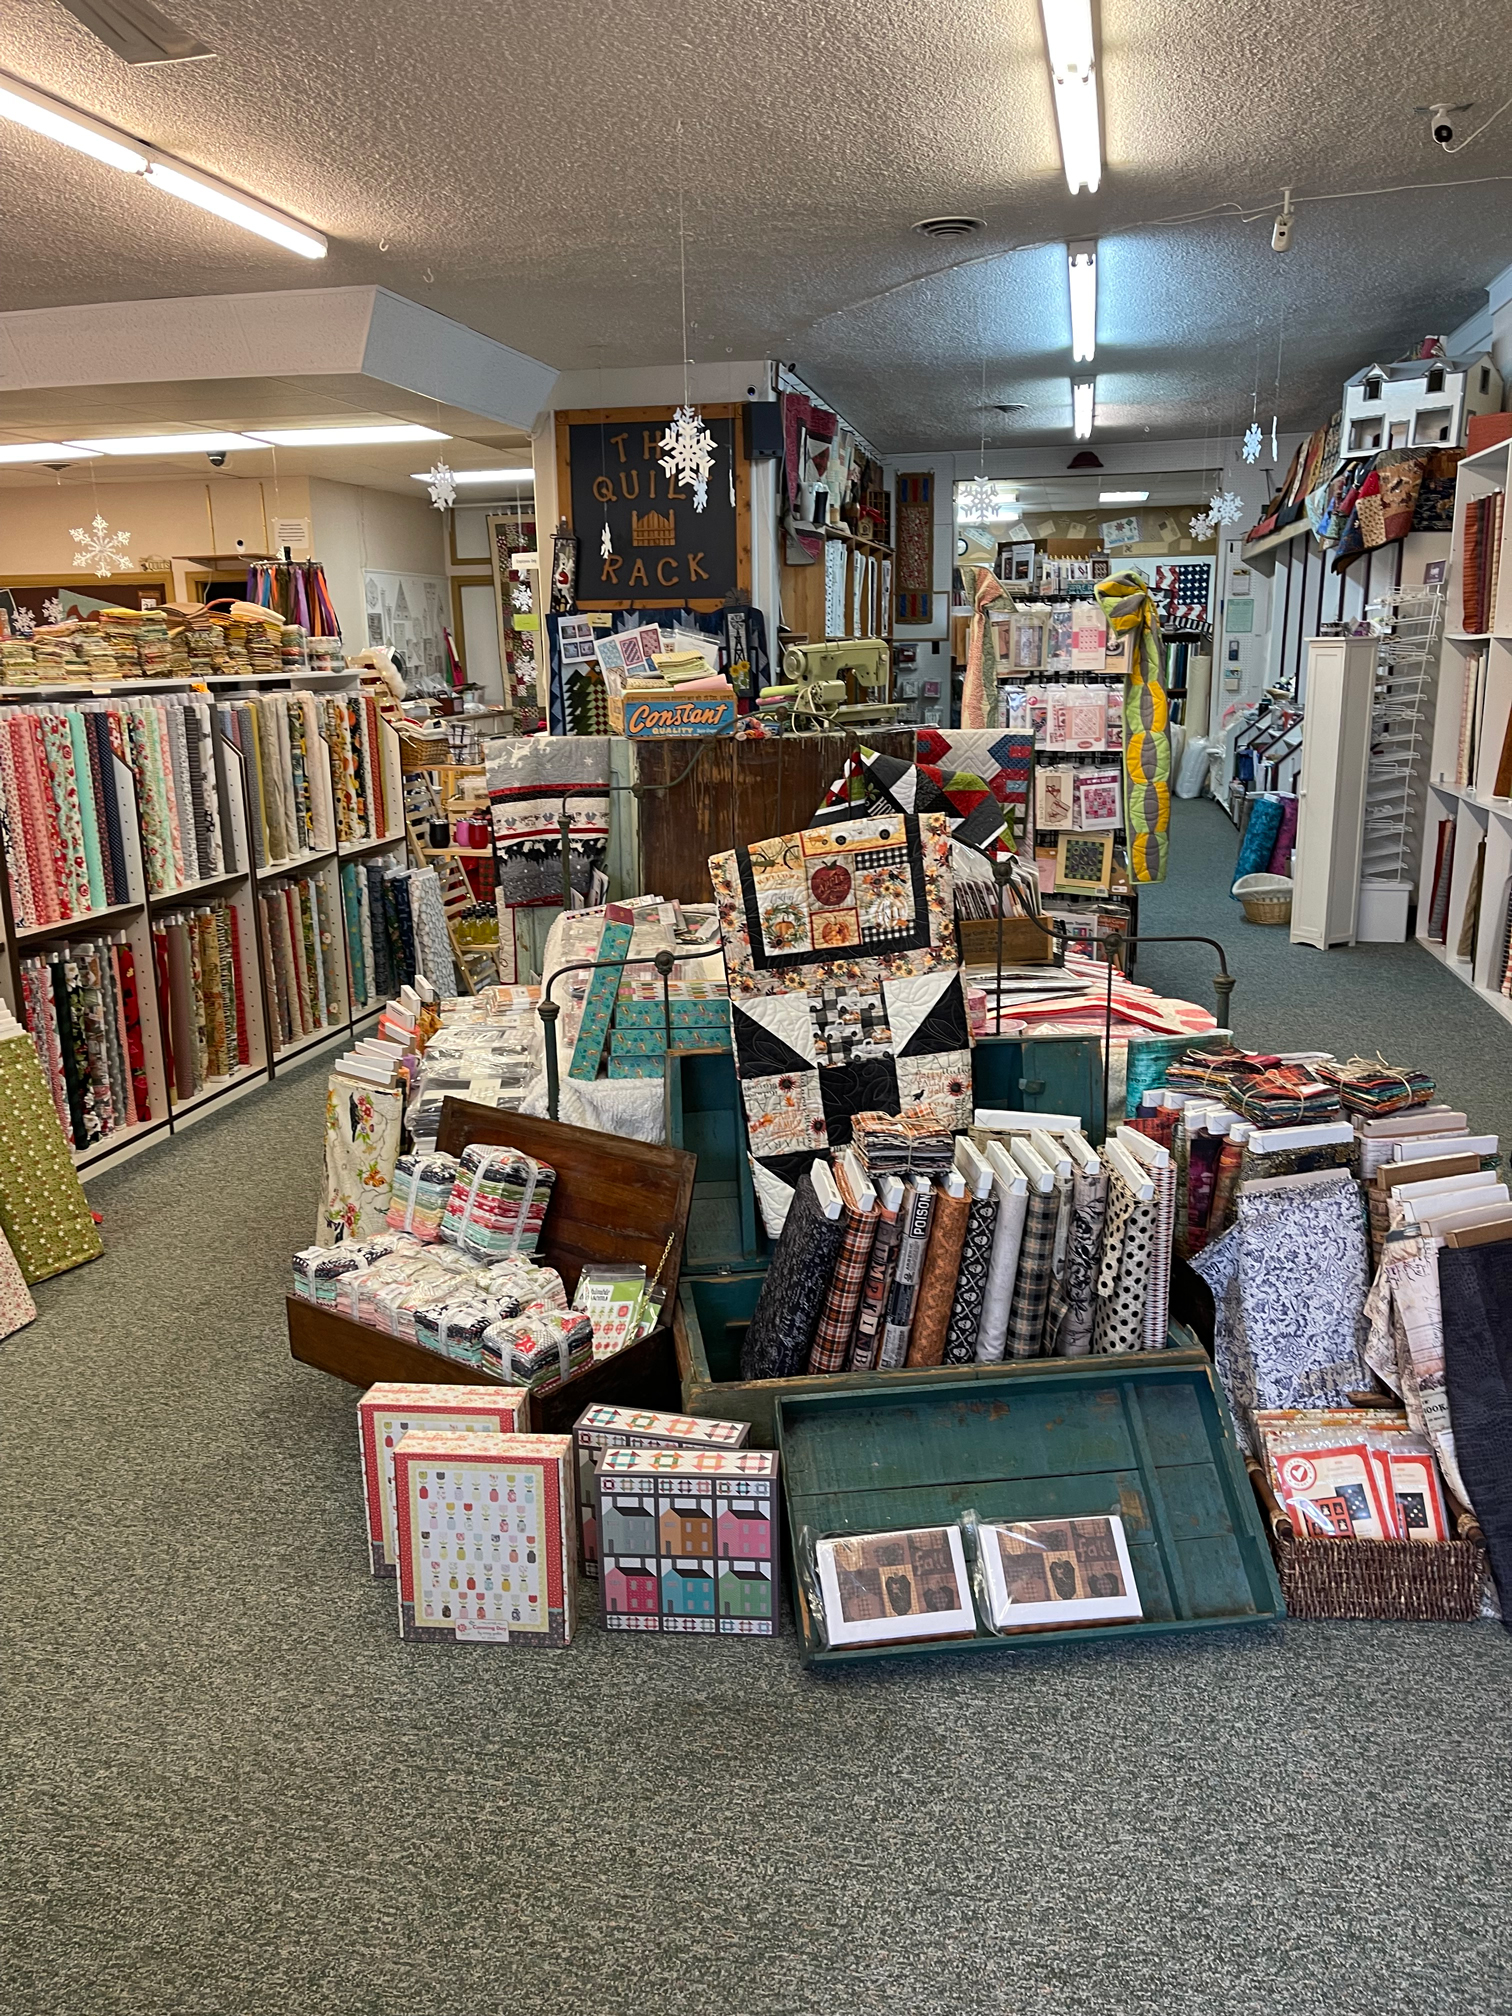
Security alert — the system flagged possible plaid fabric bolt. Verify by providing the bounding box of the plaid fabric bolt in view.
[807,1203,880,1373]
[1003,1186,1060,1360]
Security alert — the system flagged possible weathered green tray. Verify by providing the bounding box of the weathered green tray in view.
[775,1355,1284,1664]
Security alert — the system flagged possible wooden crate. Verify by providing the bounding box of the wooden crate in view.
[288,1098,694,1430]
[778,1357,1284,1664]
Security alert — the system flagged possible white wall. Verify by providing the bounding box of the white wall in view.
[307,477,447,645]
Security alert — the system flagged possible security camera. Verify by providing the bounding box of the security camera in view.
[1271,210,1292,252]
[207,449,227,467]
[1431,105,1456,144]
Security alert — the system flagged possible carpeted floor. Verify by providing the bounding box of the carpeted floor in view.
[4,800,1512,2016]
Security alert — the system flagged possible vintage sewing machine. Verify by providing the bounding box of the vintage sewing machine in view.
[766,638,904,730]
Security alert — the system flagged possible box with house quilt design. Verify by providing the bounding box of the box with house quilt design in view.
[597,1447,780,1635]
[359,1382,531,1576]
[393,1431,576,1646]
[573,1403,751,1574]
[709,809,967,1236]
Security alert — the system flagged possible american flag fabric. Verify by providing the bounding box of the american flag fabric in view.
[1153,562,1211,630]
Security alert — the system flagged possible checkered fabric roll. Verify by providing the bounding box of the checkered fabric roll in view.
[942,1190,998,1365]
[807,1196,880,1374]
[1003,1186,1060,1360]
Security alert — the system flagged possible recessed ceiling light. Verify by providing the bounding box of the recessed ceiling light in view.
[410,466,533,485]
[66,432,261,454]
[252,424,450,446]
[0,442,101,463]
[1099,490,1148,502]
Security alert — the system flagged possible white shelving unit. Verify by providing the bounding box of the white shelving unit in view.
[1418,439,1512,1023]
[1290,637,1376,950]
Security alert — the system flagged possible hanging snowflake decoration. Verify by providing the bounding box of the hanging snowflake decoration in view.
[1207,489,1245,527]
[1189,511,1216,540]
[1241,422,1264,464]
[423,462,456,511]
[70,513,132,579]
[658,403,717,512]
[10,605,35,637]
[40,595,65,625]
[510,581,532,613]
[600,520,615,561]
[958,474,999,523]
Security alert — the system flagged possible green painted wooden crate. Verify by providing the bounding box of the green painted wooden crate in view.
[775,1356,1284,1664]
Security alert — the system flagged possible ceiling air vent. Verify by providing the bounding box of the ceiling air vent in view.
[912,216,986,239]
[56,0,214,64]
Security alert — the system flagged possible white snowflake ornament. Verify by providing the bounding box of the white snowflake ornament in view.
[11,605,35,637]
[1207,490,1244,527]
[658,403,717,513]
[424,462,456,511]
[958,475,999,523]
[1189,511,1216,540]
[510,581,532,613]
[1241,423,1264,464]
[70,513,132,578]
[41,595,65,625]
[600,520,615,560]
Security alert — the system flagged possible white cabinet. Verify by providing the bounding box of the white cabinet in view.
[1290,637,1376,949]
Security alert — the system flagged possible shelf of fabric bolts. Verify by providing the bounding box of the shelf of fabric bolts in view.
[146,868,248,906]
[15,901,142,942]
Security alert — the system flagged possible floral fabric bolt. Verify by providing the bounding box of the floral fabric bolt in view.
[711,810,967,1233]
[320,1076,404,1245]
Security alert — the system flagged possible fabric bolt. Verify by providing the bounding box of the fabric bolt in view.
[64,711,106,913]
[743,1172,849,1381]
[1266,793,1299,875]
[943,1189,999,1365]
[1190,1168,1371,1453]
[0,1028,103,1281]
[1437,1244,1512,1629]
[407,867,459,996]
[880,1176,937,1368]
[1037,1167,1074,1354]
[905,1185,971,1366]
[976,1181,1030,1364]
[320,1077,404,1245]
[1363,1229,1469,1505]
[807,1179,880,1375]
[1092,1178,1158,1354]
[1046,1162,1109,1358]
[37,711,91,918]
[1142,1159,1176,1351]
[1186,1133,1224,1252]
[1003,1185,1059,1360]
[850,1187,905,1372]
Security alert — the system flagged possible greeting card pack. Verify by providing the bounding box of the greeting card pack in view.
[392,1431,576,1646]
[596,1448,779,1634]
[358,1382,530,1575]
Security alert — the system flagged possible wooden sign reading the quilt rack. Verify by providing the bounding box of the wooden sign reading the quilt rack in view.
[555,405,752,610]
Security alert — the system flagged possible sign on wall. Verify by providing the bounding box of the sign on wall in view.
[556,405,750,608]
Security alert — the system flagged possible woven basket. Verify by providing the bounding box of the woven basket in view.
[1247,1460,1488,1621]
[1233,871,1293,926]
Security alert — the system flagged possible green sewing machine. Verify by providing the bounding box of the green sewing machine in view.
[762,638,904,730]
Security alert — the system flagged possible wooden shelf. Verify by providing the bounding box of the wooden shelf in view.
[16,900,142,943]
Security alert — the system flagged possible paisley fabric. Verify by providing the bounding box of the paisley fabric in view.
[1190,1167,1371,1452]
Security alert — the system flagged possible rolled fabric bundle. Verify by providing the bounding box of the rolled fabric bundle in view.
[1230,794,1284,890]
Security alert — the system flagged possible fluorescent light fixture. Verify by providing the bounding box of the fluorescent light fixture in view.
[1039,0,1102,195]
[1072,379,1095,440]
[1100,490,1148,502]
[0,442,101,464]
[0,72,148,173]
[143,161,326,259]
[249,424,448,447]
[0,67,325,259]
[67,432,261,455]
[410,466,534,485]
[1068,240,1097,363]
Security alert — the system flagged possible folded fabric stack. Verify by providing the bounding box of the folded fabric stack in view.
[439,1144,556,1259]
[484,1256,568,1311]
[339,1244,478,1336]
[1162,1043,1274,1099]
[1315,1058,1435,1116]
[292,1236,403,1305]
[1234,1065,1343,1128]
[480,1309,593,1391]
[385,1151,461,1242]
[900,1107,955,1176]
[851,1110,910,1176]
[412,1294,513,1368]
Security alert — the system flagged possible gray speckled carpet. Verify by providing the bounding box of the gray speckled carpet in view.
[4,801,1512,2016]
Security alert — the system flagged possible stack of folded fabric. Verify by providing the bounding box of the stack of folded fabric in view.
[850,1111,910,1176]
[412,1293,513,1369]
[1315,1057,1434,1115]
[385,1151,461,1242]
[340,1244,476,1336]
[900,1108,955,1176]
[480,1308,593,1391]
[439,1145,556,1259]
[483,1256,568,1311]
[291,1236,403,1305]
[1233,1065,1343,1127]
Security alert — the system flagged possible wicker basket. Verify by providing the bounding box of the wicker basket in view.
[1233,872,1293,926]
[1247,1459,1488,1621]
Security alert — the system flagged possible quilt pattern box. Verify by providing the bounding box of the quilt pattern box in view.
[597,1448,780,1636]
[359,1382,531,1577]
[572,1403,751,1575]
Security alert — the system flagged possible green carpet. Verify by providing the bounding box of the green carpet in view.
[4,803,1512,2016]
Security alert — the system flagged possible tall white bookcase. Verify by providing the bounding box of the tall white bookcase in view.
[1417,438,1512,1020]
[1290,637,1376,949]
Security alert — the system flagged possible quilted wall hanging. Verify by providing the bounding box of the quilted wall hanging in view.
[710,809,970,1234]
